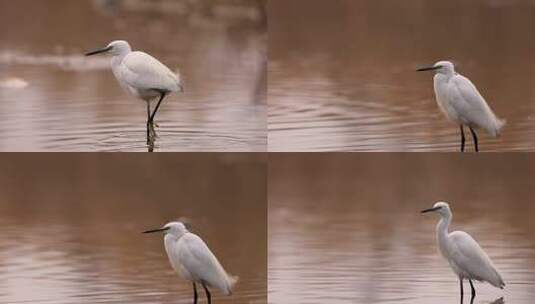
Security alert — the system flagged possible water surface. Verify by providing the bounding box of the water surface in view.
[269,0,535,151]
[0,0,266,151]
[0,154,267,303]
[269,154,535,303]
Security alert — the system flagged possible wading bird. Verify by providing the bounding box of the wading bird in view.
[417,61,505,152]
[143,221,237,304]
[421,202,505,299]
[85,40,183,144]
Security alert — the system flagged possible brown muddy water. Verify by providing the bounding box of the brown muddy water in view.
[269,0,535,151]
[0,153,267,303]
[0,0,266,151]
[269,154,535,303]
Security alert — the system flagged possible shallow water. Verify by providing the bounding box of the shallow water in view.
[0,0,266,151]
[0,154,267,303]
[269,0,535,151]
[269,154,535,303]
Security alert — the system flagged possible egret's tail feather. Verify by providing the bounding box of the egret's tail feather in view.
[173,68,183,93]
[489,268,505,289]
[498,277,505,289]
[225,274,239,295]
[495,118,506,137]
[487,117,506,137]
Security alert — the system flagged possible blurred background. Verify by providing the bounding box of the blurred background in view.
[269,0,535,151]
[0,153,266,303]
[0,0,266,151]
[269,154,535,303]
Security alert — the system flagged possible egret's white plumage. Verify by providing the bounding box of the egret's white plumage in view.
[417,61,505,152]
[86,40,183,143]
[144,221,237,303]
[422,202,505,297]
[109,41,182,100]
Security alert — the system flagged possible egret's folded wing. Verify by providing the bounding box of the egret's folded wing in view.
[178,234,236,294]
[449,231,504,287]
[449,75,502,135]
[120,51,181,92]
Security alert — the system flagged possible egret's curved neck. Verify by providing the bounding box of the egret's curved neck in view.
[110,50,130,71]
[163,233,181,252]
[164,231,187,241]
[114,49,130,61]
[439,69,456,80]
[436,211,451,243]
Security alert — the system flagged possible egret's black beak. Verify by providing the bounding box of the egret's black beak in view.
[85,46,112,56]
[421,206,442,213]
[417,65,441,72]
[143,227,169,234]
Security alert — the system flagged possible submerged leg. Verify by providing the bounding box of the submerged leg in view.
[469,279,476,298]
[202,283,212,304]
[149,93,166,123]
[193,283,198,304]
[460,125,466,152]
[469,127,479,152]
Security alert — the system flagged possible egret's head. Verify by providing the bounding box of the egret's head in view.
[421,201,451,217]
[417,61,455,75]
[143,221,189,237]
[85,40,131,57]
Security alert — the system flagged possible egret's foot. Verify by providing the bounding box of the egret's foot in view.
[146,120,159,147]
[149,122,158,139]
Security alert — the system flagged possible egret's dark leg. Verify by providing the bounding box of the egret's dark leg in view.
[202,283,211,304]
[459,278,464,301]
[149,93,166,123]
[146,102,151,143]
[193,283,198,304]
[469,279,476,298]
[469,127,479,152]
[460,125,466,152]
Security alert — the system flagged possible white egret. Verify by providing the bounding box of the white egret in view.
[143,221,237,304]
[417,61,505,152]
[85,40,183,143]
[421,202,505,299]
